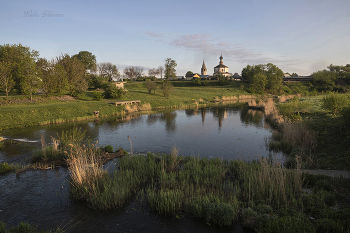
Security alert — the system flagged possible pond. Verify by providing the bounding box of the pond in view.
[0,104,283,232]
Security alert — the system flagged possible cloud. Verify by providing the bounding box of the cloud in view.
[143,31,304,72]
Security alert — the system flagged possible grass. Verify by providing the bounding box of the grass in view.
[67,147,350,231]
[0,221,64,233]
[65,139,350,231]
[0,81,252,129]
[271,94,350,169]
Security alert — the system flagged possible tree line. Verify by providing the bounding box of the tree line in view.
[0,43,178,99]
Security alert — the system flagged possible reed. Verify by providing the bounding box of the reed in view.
[229,158,303,209]
[0,162,13,174]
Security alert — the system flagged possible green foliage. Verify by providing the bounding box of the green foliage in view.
[217,74,228,86]
[0,61,14,98]
[58,54,88,96]
[259,216,315,233]
[0,162,13,174]
[277,97,311,117]
[57,125,86,147]
[104,144,114,153]
[164,58,177,80]
[242,63,283,94]
[92,91,104,101]
[0,221,63,233]
[31,145,68,162]
[37,58,69,96]
[185,71,193,76]
[87,75,109,89]
[0,43,39,95]
[248,73,266,93]
[311,70,338,92]
[143,80,157,94]
[192,78,201,86]
[103,84,126,99]
[159,81,174,97]
[321,93,349,114]
[72,51,97,71]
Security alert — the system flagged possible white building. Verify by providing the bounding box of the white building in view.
[213,54,232,77]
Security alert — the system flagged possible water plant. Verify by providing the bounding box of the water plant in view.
[0,162,13,174]
[0,221,64,233]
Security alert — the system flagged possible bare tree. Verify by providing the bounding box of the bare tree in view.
[98,62,120,81]
[148,68,160,77]
[158,66,164,79]
[124,66,143,81]
[135,66,144,77]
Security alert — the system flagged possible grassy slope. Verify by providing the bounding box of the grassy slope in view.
[293,95,350,169]
[0,81,249,129]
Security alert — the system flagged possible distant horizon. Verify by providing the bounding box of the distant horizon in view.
[1,0,349,77]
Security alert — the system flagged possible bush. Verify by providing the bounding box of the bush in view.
[104,144,114,153]
[92,91,104,101]
[159,81,174,97]
[321,93,349,114]
[143,80,157,94]
[192,78,201,86]
[103,84,126,99]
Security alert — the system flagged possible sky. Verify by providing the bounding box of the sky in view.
[1,0,350,76]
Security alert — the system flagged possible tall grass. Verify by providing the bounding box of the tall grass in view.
[269,121,316,154]
[67,146,309,227]
[230,158,303,209]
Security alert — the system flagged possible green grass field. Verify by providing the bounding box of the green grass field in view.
[0,81,251,129]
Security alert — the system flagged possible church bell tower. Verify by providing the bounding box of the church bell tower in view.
[201,60,207,75]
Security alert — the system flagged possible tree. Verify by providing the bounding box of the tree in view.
[186,71,193,76]
[22,59,42,101]
[158,66,164,79]
[164,58,177,80]
[159,81,174,97]
[328,64,350,84]
[98,62,120,81]
[291,73,298,77]
[311,70,337,92]
[72,51,97,71]
[264,63,284,93]
[124,66,143,81]
[249,73,267,93]
[148,68,160,78]
[144,80,157,94]
[37,58,69,96]
[0,61,14,98]
[0,44,39,94]
[57,54,87,96]
[241,63,283,94]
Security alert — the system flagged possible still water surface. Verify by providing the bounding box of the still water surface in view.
[0,105,282,232]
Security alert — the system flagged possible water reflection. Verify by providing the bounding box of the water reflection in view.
[240,108,264,127]
[0,103,284,164]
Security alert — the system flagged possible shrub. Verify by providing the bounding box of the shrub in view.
[321,93,349,114]
[192,78,201,86]
[92,91,104,101]
[143,80,157,94]
[159,81,174,97]
[103,84,126,99]
[104,144,114,153]
[0,162,13,174]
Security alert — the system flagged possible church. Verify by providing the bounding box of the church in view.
[212,54,232,77]
[185,54,233,80]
